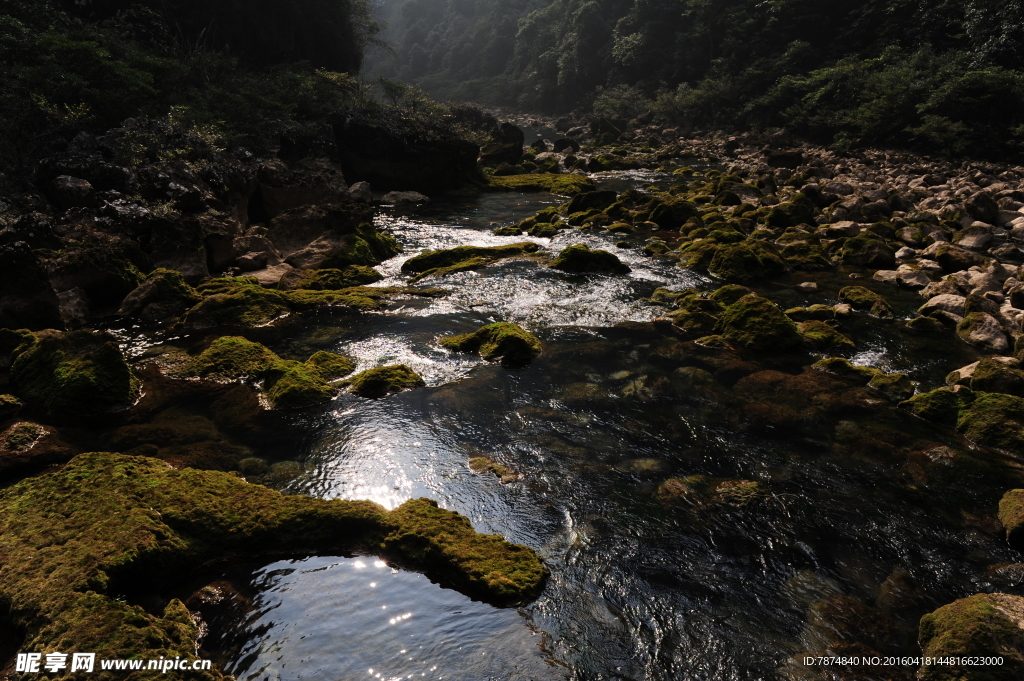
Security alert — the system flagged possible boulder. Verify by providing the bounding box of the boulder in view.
[919,294,967,318]
[280,266,383,290]
[254,158,348,218]
[10,330,140,420]
[716,294,804,353]
[262,360,337,409]
[957,312,1009,353]
[957,392,1024,450]
[0,243,64,331]
[479,122,525,166]
[918,593,1024,681]
[708,240,788,282]
[440,322,542,366]
[47,175,94,210]
[45,239,149,308]
[180,277,292,330]
[118,269,202,324]
[899,388,962,424]
[346,364,425,398]
[549,244,630,274]
[797,320,855,351]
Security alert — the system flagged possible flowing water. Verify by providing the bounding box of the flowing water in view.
[172,174,1024,680]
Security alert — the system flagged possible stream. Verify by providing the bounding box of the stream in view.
[162,173,1020,681]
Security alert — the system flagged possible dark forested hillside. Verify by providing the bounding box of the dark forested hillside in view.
[368,0,1024,157]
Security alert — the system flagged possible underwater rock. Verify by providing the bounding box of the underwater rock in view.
[656,474,768,508]
[838,285,895,319]
[10,329,140,420]
[0,452,547,668]
[440,322,542,365]
[346,364,426,398]
[118,268,201,324]
[549,244,630,274]
[918,593,1024,680]
[469,456,519,483]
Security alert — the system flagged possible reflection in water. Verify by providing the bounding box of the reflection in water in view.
[213,556,561,681]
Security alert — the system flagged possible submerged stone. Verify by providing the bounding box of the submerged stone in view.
[440,322,541,365]
[347,364,426,398]
[469,456,519,483]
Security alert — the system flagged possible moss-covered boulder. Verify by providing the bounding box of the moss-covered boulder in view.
[284,287,387,312]
[487,173,595,195]
[709,284,753,306]
[707,239,788,282]
[10,330,140,420]
[867,372,915,402]
[835,235,896,269]
[181,277,292,330]
[179,336,279,380]
[957,312,1010,354]
[118,268,201,324]
[798,320,856,352]
[347,364,426,398]
[812,357,882,383]
[918,593,1024,681]
[0,452,547,666]
[0,393,23,420]
[716,294,804,353]
[838,285,895,318]
[957,392,1024,450]
[440,322,542,365]
[999,489,1024,552]
[549,244,630,274]
[283,266,384,290]
[306,350,356,380]
[970,358,1024,396]
[263,360,337,409]
[401,243,540,279]
[899,388,963,424]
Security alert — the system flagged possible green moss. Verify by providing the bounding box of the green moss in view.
[839,285,895,318]
[469,456,519,483]
[346,364,426,398]
[10,330,140,420]
[709,284,753,306]
[715,294,804,353]
[645,198,699,229]
[919,593,1024,681]
[899,388,962,424]
[867,372,915,401]
[486,173,595,195]
[306,351,356,380]
[284,288,383,311]
[182,277,291,330]
[0,452,547,665]
[667,309,719,335]
[780,242,834,270]
[118,268,202,323]
[786,304,835,322]
[408,256,490,282]
[440,322,542,365]
[798,320,856,351]
[320,231,402,269]
[401,243,540,274]
[549,244,630,273]
[4,421,43,451]
[494,225,525,236]
[999,489,1024,551]
[0,393,23,420]
[970,359,1024,397]
[812,357,882,383]
[287,266,384,290]
[707,239,787,282]
[677,240,720,271]
[906,315,946,333]
[179,336,279,380]
[263,360,337,409]
[957,392,1024,450]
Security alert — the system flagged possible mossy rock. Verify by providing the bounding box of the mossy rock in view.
[677,240,720,271]
[263,360,337,409]
[10,330,140,420]
[970,358,1024,397]
[716,294,804,353]
[786,304,835,322]
[667,309,720,336]
[401,243,540,275]
[4,421,43,451]
[549,244,630,274]
[707,239,788,282]
[181,277,291,330]
[709,284,753,306]
[469,456,519,483]
[0,328,36,369]
[957,392,1024,451]
[285,266,383,290]
[179,336,279,380]
[118,268,201,323]
[906,315,946,333]
[494,225,524,236]
[999,489,1024,552]
[958,312,1010,354]
[899,388,963,424]
[835,235,896,269]
[763,201,815,229]
[346,364,426,398]
[839,285,895,318]
[528,223,559,238]
[918,593,1024,681]
[798,320,856,352]
[780,242,833,271]
[306,350,356,380]
[440,322,541,365]
[867,372,914,402]
[0,453,547,664]
[0,393,23,421]
[812,357,882,384]
[487,173,595,195]
[656,474,768,508]
[644,198,699,230]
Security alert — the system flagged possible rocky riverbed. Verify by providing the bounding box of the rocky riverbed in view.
[4,112,1024,679]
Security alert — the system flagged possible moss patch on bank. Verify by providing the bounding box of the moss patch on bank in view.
[0,452,548,675]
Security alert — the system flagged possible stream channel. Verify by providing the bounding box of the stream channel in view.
[130,171,1022,680]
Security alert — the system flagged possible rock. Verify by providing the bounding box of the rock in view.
[0,452,547,665]
[920,294,967,317]
[552,138,580,153]
[382,190,430,205]
[266,202,373,258]
[1000,489,1024,551]
[246,263,296,287]
[918,593,1024,680]
[812,357,881,383]
[838,286,895,318]
[565,190,618,214]
[969,358,1024,396]
[957,392,1024,450]
[957,312,1009,353]
[0,394,23,421]
[898,268,932,288]
[469,456,519,483]
[284,228,400,271]
[179,336,280,379]
[708,240,788,282]
[0,243,65,330]
[280,266,383,290]
[10,329,140,420]
[180,277,292,330]
[255,158,349,218]
[479,122,525,166]
[348,181,373,203]
[346,364,425,398]
[236,251,269,271]
[401,242,540,280]
[956,224,993,250]
[835,235,896,269]
[796,282,819,292]
[45,239,149,308]
[867,372,915,402]
[931,243,990,273]
[965,192,1001,224]
[305,351,356,380]
[716,293,804,353]
[797,320,855,351]
[873,269,900,285]
[899,388,962,424]
[440,322,542,366]
[56,289,89,328]
[487,173,595,195]
[764,150,803,168]
[263,360,337,409]
[549,244,630,274]
[47,175,94,210]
